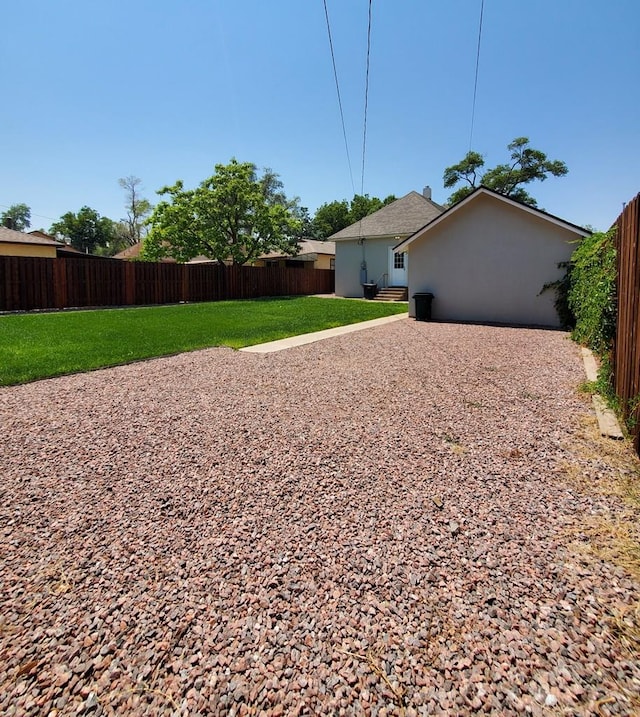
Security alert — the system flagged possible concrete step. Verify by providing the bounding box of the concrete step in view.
[375,287,408,301]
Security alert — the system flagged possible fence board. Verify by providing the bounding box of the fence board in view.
[613,192,640,452]
[0,256,335,313]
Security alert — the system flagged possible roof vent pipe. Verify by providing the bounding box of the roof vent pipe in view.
[423,186,432,200]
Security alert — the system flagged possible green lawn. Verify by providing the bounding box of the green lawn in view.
[0,297,407,386]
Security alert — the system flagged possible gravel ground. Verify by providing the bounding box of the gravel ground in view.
[1,320,639,716]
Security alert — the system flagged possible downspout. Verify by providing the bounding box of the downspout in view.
[358,217,367,285]
[358,236,367,284]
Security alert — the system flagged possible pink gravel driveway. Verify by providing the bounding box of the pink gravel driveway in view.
[1,320,638,715]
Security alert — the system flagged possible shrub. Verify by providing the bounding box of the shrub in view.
[540,259,576,330]
[568,228,617,355]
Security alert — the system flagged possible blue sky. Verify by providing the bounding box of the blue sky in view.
[2,0,638,232]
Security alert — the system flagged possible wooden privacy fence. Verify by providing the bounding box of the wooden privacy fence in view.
[613,192,640,451]
[0,256,335,312]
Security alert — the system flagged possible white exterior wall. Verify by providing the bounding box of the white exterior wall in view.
[335,241,363,297]
[335,236,405,297]
[407,194,576,327]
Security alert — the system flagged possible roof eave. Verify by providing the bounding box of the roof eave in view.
[334,232,411,243]
[0,238,63,248]
[395,186,591,252]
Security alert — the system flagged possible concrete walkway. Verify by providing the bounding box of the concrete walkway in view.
[240,312,408,353]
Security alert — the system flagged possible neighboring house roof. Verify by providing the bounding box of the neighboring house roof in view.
[0,226,63,247]
[28,232,86,257]
[113,242,143,260]
[187,256,216,264]
[258,239,336,261]
[114,240,335,265]
[113,242,177,262]
[329,192,445,241]
[395,186,590,252]
[28,229,62,243]
[56,244,86,256]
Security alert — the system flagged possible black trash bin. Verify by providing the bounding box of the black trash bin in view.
[362,282,377,300]
[413,292,434,321]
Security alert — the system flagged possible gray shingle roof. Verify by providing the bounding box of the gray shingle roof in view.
[329,192,445,241]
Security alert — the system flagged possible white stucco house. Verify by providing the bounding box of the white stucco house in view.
[330,188,445,299]
[395,186,590,327]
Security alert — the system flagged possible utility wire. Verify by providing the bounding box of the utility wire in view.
[468,0,485,151]
[0,204,57,223]
[360,0,373,196]
[323,0,356,196]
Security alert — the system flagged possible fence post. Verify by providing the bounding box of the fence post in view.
[182,264,189,302]
[53,258,68,309]
[125,261,136,305]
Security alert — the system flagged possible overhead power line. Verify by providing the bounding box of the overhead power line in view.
[0,203,57,223]
[323,0,356,196]
[469,0,485,151]
[360,0,373,196]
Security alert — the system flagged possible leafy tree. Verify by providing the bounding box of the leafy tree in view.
[119,176,152,246]
[349,194,396,222]
[49,206,116,254]
[313,194,396,238]
[313,200,350,238]
[1,203,31,231]
[142,159,301,265]
[293,206,317,239]
[260,167,315,240]
[260,167,295,209]
[92,223,131,256]
[443,137,568,207]
[258,169,314,240]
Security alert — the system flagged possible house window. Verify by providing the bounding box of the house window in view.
[393,252,405,270]
[330,258,335,270]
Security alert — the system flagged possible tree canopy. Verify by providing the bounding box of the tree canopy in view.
[119,176,152,246]
[312,200,350,239]
[1,203,31,231]
[443,137,568,207]
[142,160,302,265]
[313,194,396,238]
[49,207,116,254]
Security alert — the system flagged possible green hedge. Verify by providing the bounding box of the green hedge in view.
[568,228,617,355]
[567,228,617,401]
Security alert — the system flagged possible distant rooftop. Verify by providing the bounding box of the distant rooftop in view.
[258,239,335,260]
[0,226,62,247]
[330,191,445,241]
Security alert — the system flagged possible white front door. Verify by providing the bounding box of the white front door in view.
[389,249,408,286]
